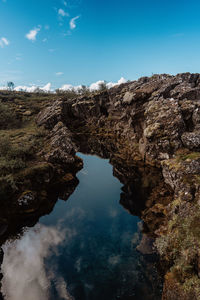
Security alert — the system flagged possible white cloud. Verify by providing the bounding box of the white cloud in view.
[0,77,127,93]
[60,84,73,91]
[90,77,127,91]
[89,80,105,91]
[25,26,41,41]
[56,72,64,76]
[118,77,127,84]
[14,83,52,93]
[60,77,127,92]
[58,8,69,17]
[60,83,82,92]
[106,77,127,89]
[14,85,37,93]
[69,16,80,29]
[42,83,51,92]
[0,37,9,48]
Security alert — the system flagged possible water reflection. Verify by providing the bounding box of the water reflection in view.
[2,224,75,300]
[1,154,162,300]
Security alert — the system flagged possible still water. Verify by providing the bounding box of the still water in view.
[1,154,161,300]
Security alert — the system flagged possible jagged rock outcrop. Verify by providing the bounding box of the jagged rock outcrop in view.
[45,121,78,166]
[37,73,200,166]
[36,98,63,129]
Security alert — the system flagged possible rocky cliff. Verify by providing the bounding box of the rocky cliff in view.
[36,72,200,300]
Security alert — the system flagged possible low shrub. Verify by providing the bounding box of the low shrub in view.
[0,133,42,175]
[0,102,20,129]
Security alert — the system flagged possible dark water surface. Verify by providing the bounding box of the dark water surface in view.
[1,154,162,300]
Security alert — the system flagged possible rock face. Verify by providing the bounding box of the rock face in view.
[36,73,199,299]
[36,98,63,129]
[37,73,200,164]
[45,121,77,166]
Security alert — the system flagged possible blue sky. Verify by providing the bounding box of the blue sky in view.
[1,0,200,89]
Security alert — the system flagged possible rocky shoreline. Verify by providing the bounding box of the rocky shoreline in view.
[0,72,200,299]
[36,72,200,299]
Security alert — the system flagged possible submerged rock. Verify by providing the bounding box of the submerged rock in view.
[136,234,156,255]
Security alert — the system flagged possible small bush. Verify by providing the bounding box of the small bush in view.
[0,134,40,175]
[0,102,20,129]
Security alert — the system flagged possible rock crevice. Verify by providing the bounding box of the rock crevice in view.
[36,72,200,300]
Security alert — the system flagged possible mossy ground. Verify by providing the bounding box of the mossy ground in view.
[156,200,200,298]
[0,91,56,200]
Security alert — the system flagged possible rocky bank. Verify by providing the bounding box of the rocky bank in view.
[36,72,200,300]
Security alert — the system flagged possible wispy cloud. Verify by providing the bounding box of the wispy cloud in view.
[0,37,9,48]
[58,8,69,17]
[56,72,64,76]
[25,26,41,41]
[69,16,80,29]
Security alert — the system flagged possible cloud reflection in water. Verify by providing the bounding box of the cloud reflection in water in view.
[2,224,74,300]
